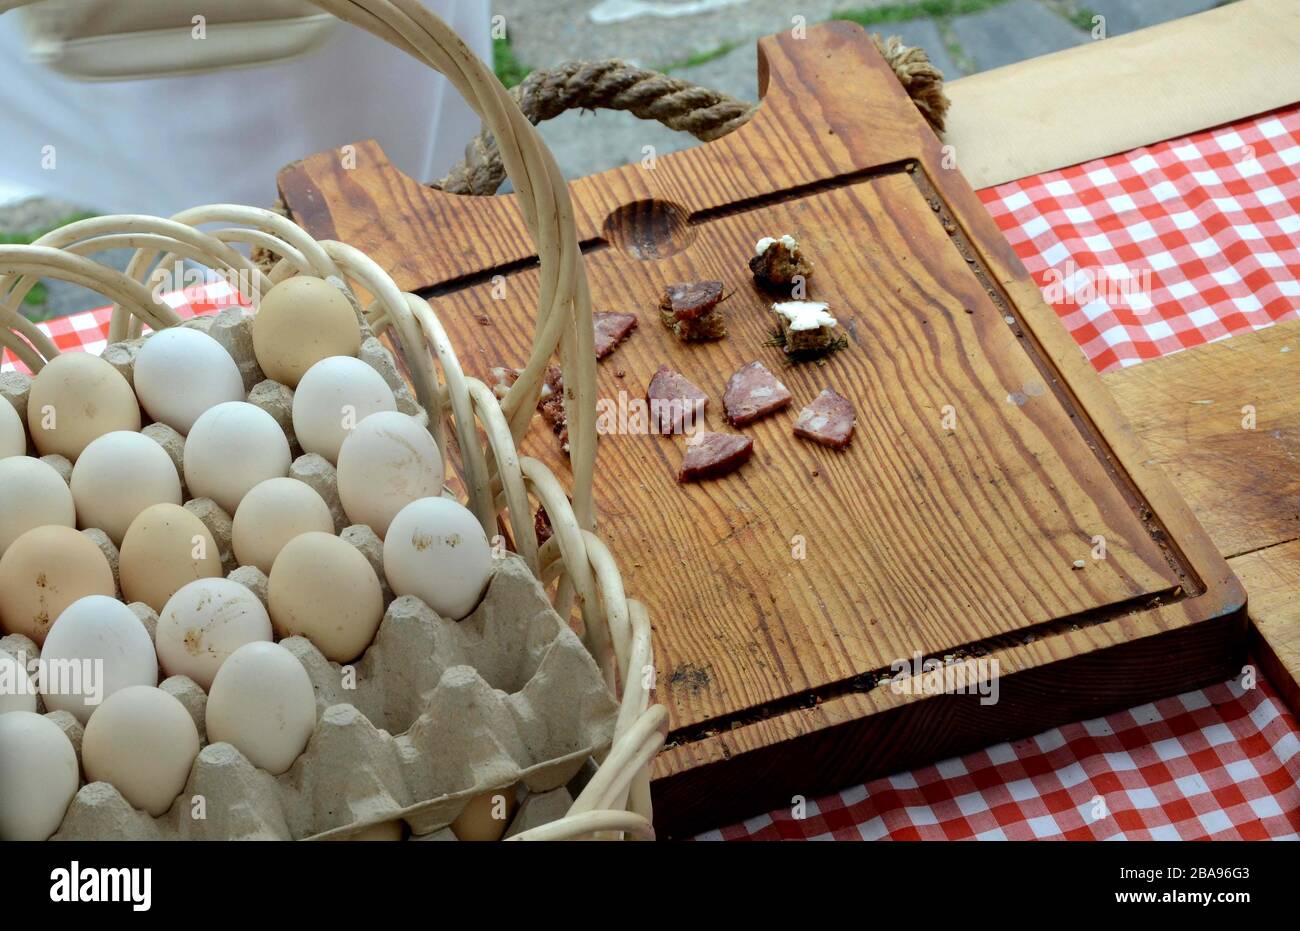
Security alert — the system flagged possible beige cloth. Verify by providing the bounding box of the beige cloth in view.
[15,0,338,80]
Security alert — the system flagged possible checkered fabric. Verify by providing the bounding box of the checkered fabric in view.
[4,107,1299,841]
[1,281,247,372]
[700,676,1300,841]
[980,104,1300,373]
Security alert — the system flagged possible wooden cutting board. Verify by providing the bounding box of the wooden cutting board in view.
[279,22,1246,837]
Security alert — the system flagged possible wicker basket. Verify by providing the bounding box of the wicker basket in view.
[0,0,666,841]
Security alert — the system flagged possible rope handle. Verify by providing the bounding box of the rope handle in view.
[434,35,950,197]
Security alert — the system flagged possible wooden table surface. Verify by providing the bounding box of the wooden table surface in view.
[1104,319,1300,717]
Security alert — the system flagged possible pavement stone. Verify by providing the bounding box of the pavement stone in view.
[1084,0,1223,37]
[0,196,85,236]
[495,0,844,70]
[880,16,962,80]
[950,0,1087,72]
[40,248,134,319]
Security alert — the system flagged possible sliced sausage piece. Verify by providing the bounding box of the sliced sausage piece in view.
[793,388,855,449]
[593,311,638,360]
[678,431,754,483]
[723,360,792,427]
[646,364,708,435]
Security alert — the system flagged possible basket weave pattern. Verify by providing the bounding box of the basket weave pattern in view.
[0,0,666,841]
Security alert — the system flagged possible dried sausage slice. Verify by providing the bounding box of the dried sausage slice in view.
[723,360,792,427]
[659,281,727,341]
[593,311,637,360]
[661,281,723,320]
[677,431,754,483]
[793,388,855,449]
[646,364,708,435]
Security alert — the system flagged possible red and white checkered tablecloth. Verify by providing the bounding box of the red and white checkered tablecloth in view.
[1,282,247,372]
[5,106,1300,842]
[702,104,1300,841]
[980,104,1300,374]
[702,676,1299,841]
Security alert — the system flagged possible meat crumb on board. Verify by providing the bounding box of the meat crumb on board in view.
[490,364,569,455]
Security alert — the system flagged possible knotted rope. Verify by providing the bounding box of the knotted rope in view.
[434,34,949,197]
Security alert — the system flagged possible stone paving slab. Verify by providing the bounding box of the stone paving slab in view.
[1086,0,1223,37]
[880,16,962,79]
[496,0,843,70]
[950,0,1087,72]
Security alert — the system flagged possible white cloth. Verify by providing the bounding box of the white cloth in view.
[0,1,490,216]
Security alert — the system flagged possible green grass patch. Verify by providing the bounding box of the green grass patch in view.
[1068,6,1101,31]
[0,211,96,309]
[833,0,1008,28]
[492,35,529,88]
[659,40,740,73]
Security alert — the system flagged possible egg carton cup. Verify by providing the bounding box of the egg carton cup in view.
[0,0,666,841]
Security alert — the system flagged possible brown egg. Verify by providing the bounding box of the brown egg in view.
[252,277,362,388]
[118,503,222,612]
[451,787,518,841]
[0,525,117,645]
[267,531,382,662]
[27,353,141,460]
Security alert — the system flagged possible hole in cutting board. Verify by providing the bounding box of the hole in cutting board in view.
[603,199,696,259]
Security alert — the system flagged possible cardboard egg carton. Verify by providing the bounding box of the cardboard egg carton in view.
[36,554,617,840]
[4,310,606,839]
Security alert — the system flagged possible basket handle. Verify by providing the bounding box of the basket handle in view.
[0,0,600,533]
[304,0,598,530]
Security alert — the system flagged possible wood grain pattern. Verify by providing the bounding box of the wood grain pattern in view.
[1231,542,1300,718]
[1103,321,1300,560]
[1103,320,1300,722]
[279,22,1246,837]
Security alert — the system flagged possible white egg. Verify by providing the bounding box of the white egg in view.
[206,641,316,775]
[82,686,199,817]
[232,477,335,574]
[133,327,245,434]
[70,431,182,544]
[383,497,493,620]
[40,594,158,724]
[184,401,291,514]
[156,578,272,690]
[337,411,444,538]
[0,456,75,557]
[292,356,396,463]
[0,711,79,840]
[0,647,37,715]
[0,399,24,459]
